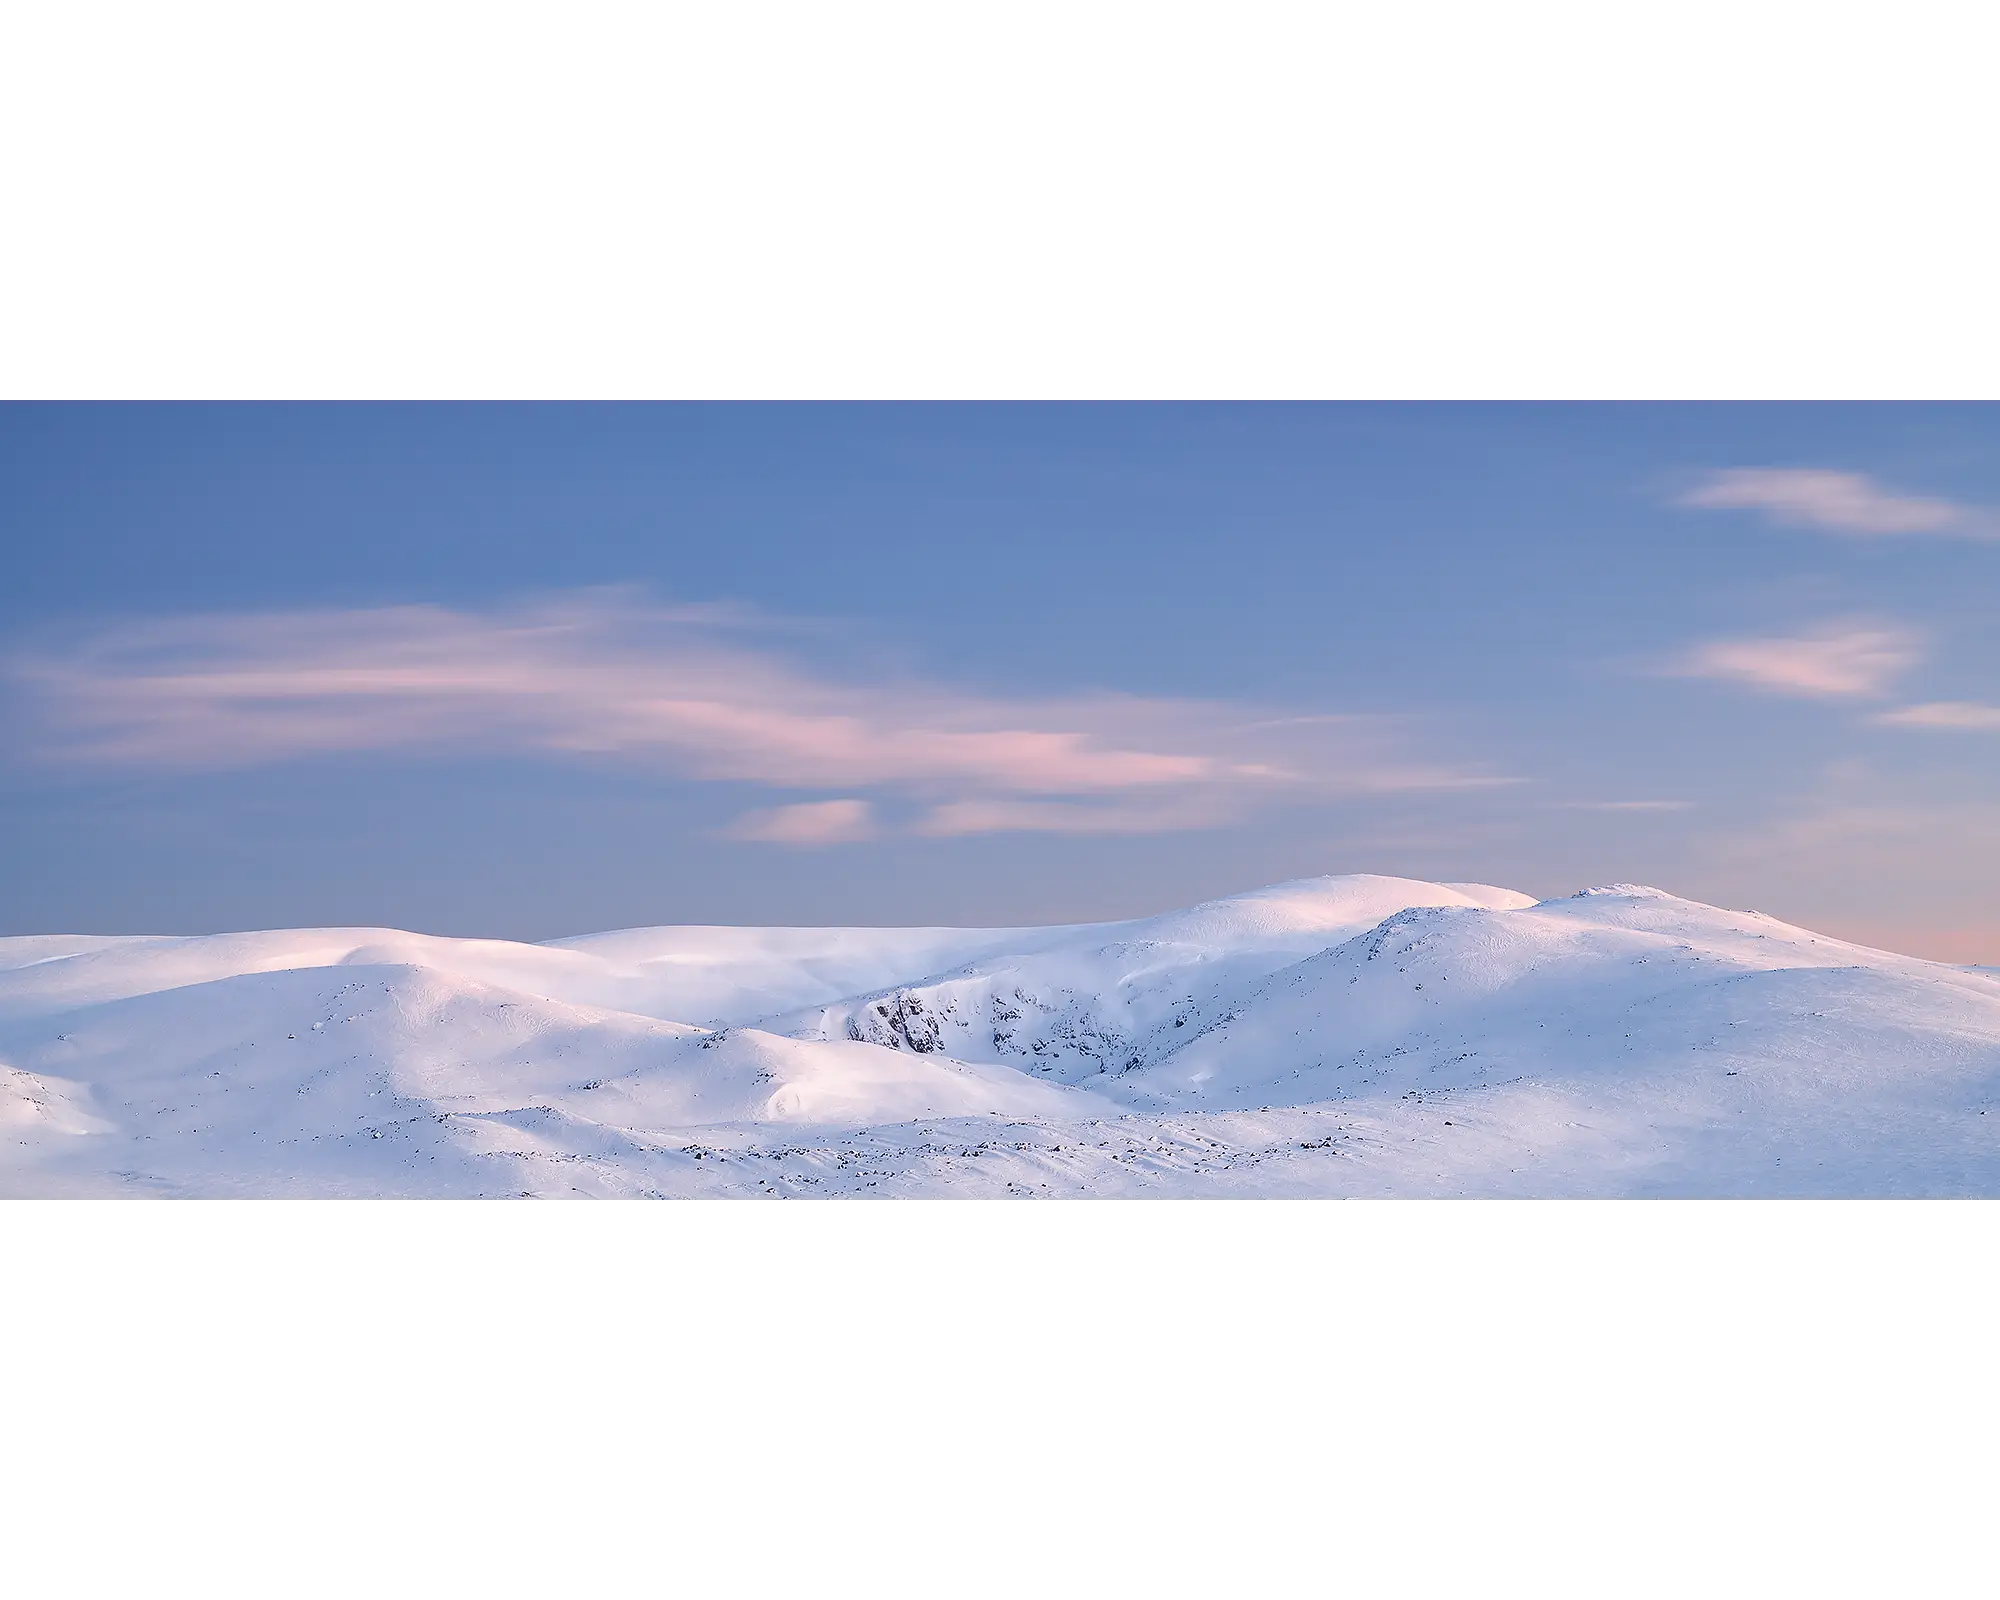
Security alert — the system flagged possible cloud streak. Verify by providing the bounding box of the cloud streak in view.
[1666,622,1923,700]
[1555,800,1693,812]
[6,592,1505,841]
[1678,469,1998,538]
[1875,701,2000,731]
[723,798,879,844]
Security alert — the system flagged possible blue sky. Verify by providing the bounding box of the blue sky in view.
[5,403,1999,957]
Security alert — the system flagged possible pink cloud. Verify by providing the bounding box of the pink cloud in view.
[1875,701,2000,730]
[1667,623,1923,699]
[1557,800,1693,812]
[1678,469,1992,537]
[915,795,1242,837]
[7,592,1504,841]
[723,799,878,844]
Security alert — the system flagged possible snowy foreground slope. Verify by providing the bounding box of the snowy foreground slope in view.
[5,874,2000,1197]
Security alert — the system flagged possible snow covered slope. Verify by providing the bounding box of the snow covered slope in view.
[777,876,1535,1080]
[0,922,1061,1030]
[5,874,1998,1196]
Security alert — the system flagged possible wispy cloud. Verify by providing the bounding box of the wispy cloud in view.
[1678,469,1998,538]
[1665,622,1923,700]
[1875,701,2000,731]
[1555,799,1693,812]
[914,794,1248,837]
[6,592,1506,842]
[723,799,879,844]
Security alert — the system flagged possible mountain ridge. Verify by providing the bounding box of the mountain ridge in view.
[5,873,1997,1197]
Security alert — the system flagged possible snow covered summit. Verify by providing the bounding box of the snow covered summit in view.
[5,874,1998,1196]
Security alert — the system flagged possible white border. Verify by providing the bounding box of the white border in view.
[4,2,1996,398]
[5,1200,1995,1594]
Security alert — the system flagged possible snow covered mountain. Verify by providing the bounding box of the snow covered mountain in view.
[5,874,1999,1197]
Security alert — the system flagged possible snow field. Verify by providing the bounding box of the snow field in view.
[5,874,1998,1196]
